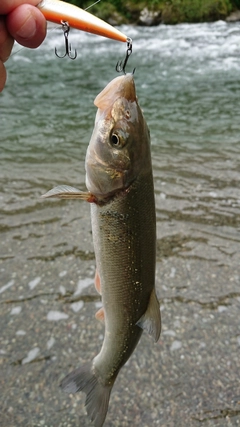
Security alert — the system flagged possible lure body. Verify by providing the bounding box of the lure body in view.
[38,0,128,42]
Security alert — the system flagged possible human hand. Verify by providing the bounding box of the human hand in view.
[0,0,46,92]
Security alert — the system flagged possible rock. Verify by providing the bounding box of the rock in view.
[226,10,240,22]
[138,7,162,26]
[108,12,127,26]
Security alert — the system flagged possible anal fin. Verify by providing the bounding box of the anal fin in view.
[136,289,161,342]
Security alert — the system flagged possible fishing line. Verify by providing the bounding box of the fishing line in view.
[85,0,101,11]
[9,0,101,58]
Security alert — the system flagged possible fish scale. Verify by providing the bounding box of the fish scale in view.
[94,178,156,318]
[92,176,156,381]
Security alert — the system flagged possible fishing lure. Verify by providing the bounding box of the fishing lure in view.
[37,0,128,42]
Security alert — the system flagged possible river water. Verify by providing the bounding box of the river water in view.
[0,21,240,426]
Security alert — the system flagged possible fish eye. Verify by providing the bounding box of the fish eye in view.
[111,133,120,146]
[110,129,128,149]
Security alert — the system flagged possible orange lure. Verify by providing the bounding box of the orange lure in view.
[37,0,128,42]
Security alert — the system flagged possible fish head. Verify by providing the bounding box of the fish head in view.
[85,74,151,200]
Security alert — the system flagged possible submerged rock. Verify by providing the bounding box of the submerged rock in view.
[226,10,240,22]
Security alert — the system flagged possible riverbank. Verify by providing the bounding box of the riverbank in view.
[74,0,240,25]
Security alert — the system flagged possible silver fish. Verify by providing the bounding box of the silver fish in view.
[42,74,161,427]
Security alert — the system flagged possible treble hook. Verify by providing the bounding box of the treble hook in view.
[116,38,133,74]
[55,21,77,60]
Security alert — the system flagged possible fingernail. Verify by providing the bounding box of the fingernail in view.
[16,9,37,39]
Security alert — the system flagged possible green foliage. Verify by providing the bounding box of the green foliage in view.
[65,0,124,10]
[162,0,233,23]
[66,0,85,6]
[63,0,238,23]
[231,0,240,7]
[84,1,127,22]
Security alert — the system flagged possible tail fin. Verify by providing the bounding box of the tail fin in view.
[60,363,112,427]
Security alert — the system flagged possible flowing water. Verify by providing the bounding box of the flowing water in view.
[0,21,240,426]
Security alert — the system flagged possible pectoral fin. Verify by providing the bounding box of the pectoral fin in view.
[41,185,95,202]
[136,290,161,342]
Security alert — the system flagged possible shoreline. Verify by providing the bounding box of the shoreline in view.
[77,1,240,27]
[107,8,240,27]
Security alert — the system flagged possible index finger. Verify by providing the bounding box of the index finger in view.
[0,0,40,15]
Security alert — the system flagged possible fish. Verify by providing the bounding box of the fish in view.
[42,73,161,427]
[37,0,128,42]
